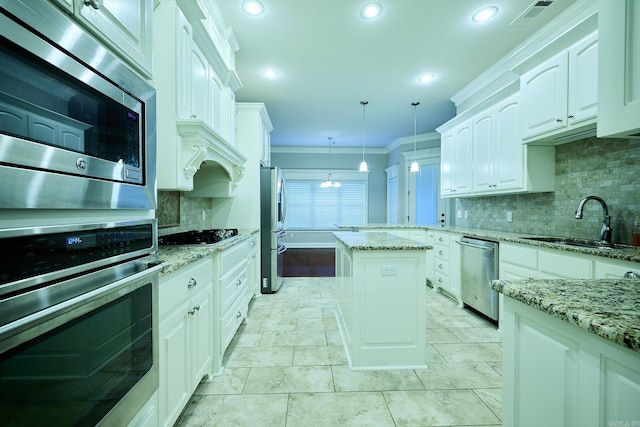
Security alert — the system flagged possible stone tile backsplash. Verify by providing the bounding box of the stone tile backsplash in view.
[157,192,212,237]
[455,137,640,244]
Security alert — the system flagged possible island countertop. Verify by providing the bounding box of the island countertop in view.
[490,278,640,353]
[333,231,432,251]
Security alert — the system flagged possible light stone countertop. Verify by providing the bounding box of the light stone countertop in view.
[157,230,258,277]
[348,224,640,263]
[333,231,431,251]
[490,278,640,353]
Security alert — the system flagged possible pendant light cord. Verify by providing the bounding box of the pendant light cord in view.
[360,101,368,164]
[412,101,419,152]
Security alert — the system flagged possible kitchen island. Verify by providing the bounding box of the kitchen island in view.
[491,278,640,427]
[334,231,430,369]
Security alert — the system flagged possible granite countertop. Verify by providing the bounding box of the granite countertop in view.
[348,224,640,263]
[490,278,640,353]
[334,231,431,251]
[157,230,257,277]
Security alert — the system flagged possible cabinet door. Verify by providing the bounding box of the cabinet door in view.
[597,0,640,137]
[191,44,209,121]
[521,52,568,139]
[472,111,494,192]
[159,302,191,427]
[568,32,598,125]
[439,131,455,196]
[190,287,213,387]
[453,124,472,194]
[504,300,580,427]
[594,259,640,278]
[76,0,152,77]
[176,9,193,120]
[494,94,524,190]
[538,249,593,279]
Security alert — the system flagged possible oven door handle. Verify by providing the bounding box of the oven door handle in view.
[0,262,164,352]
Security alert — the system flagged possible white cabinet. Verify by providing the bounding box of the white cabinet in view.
[502,296,640,427]
[597,0,640,137]
[159,257,213,427]
[235,103,273,167]
[499,242,538,280]
[212,239,252,374]
[594,258,640,279]
[537,247,593,279]
[425,229,435,284]
[74,0,152,77]
[154,0,245,193]
[440,121,472,196]
[335,239,426,369]
[432,231,462,301]
[520,32,598,144]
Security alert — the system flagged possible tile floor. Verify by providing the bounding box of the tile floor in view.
[176,277,503,426]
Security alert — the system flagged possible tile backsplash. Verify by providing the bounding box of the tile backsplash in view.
[157,192,212,236]
[454,136,640,244]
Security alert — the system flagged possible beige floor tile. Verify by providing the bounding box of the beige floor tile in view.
[426,328,463,343]
[326,329,343,346]
[260,330,327,346]
[474,387,503,421]
[241,317,297,332]
[332,365,425,392]
[384,389,501,426]
[426,315,478,329]
[414,362,503,389]
[286,392,395,427]
[223,346,294,368]
[431,342,503,363]
[243,366,334,393]
[450,327,503,343]
[175,393,288,427]
[293,345,348,366]
[194,367,250,395]
[271,306,324,319]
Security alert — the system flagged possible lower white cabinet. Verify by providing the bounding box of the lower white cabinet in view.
[159,257,213,427]
[247,233,260,297]
[502,297,640,427]
[595,258,640,278]
[432,231,462,301]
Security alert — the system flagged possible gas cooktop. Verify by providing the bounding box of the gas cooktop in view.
[158,229,239,245]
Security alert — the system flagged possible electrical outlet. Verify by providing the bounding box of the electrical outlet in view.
[456,210,462,219]
[381,265,398,276]
[506,211,512,222]
[202,210,206,221]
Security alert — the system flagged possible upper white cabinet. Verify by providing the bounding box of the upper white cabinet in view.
[597,0,640,138]
[440,121,472,197]
[520,32,598,144]
[439,92,555,198]
[75,0,153,78]
[154,0,246,194]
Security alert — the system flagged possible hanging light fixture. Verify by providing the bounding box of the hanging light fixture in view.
[410,102,420,172]
[320,137,341,188]
[359,101,369,172]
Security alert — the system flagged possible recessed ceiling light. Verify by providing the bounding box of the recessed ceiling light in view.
[242,0,264,16]
[472,6,498,23]
[262,68,278,79]
[360,3,383,20]
[418,73,436,83]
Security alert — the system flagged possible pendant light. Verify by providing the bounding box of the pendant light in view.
[359,101,369,172]
[320,137,341,188]
[410,102,420,173]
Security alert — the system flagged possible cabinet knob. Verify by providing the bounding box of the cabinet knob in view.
[556,118,563,123]
[438,237,444,242]
[83,0,101,9]
[439,264,444,269]
[438,278,443,283]
[236,311,242,318]
[568,115,574,119]
[236,279,242,286]
[438,250,444,255]
[188,278,197,289]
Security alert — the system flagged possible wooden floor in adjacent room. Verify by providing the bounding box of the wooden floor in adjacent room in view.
[282,248,335,277]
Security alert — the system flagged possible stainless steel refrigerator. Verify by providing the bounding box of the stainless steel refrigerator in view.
[260,166,287,293]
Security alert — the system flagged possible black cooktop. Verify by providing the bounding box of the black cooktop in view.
[158,229,238,245]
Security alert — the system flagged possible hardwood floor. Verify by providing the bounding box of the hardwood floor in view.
[282,248,335,277]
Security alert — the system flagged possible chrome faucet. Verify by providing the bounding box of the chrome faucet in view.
[574,195,612,244]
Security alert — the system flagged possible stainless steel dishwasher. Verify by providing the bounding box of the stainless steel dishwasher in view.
[457,236,499,322]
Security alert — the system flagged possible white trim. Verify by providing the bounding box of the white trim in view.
[401,147,441,163]
[283,168,370,182]
[384,164,399,178]
[386,132,441,152]
[271,145,387,155]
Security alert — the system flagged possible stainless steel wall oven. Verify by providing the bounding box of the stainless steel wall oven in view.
[0,219,162,426]
[0,1,156,209]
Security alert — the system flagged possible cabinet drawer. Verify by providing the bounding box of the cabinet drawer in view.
[434,272,449,289]
[434,232,450,246]
[435,258,450,275]
[219,240,249,274]
[434,244,450,260]
[501,243,538,270]
[160,258,212,316]
[221,291,248,352]
[538,250,592,279]
[220,264,248,312]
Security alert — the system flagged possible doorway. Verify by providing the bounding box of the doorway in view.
[406,149,446,225]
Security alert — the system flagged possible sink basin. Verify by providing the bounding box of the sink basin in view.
[520,236,615,250]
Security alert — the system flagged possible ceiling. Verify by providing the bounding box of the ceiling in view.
[217,0,577,149]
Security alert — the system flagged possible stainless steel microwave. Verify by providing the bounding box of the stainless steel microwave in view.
[0,2,156,209]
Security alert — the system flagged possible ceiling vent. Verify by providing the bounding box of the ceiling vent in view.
[511,1,554,26]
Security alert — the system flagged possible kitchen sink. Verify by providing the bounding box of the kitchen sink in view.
[519,236,616,250]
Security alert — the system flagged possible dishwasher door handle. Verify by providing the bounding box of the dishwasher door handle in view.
[456,240,495,251]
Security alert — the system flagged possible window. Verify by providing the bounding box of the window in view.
[284,169,368,229]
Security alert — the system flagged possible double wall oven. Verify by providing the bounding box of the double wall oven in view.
[0,1,159,426]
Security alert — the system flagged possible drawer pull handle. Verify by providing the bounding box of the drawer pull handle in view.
[236,311,242,318]
[438,237,444,242]
[188,305,200,315]
[83,0,101,9]
[439,264,444,269]
[438,250,444,255]
[188,278,197,289]
[438,278,443,283]
[236,279,242,287]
